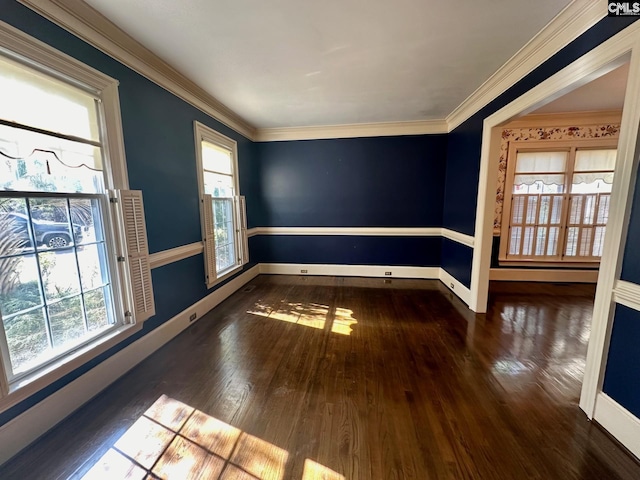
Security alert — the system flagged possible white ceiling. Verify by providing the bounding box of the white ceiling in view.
[85,0,571,129]
[533,62,629,114]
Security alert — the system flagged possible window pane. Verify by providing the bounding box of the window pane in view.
[215,243,235,273]
[202,141,232,175]
[0,54,99,141]
[0,254,43,317]
[84,287,110,332]
[48,295,84,348]
[3,307,49,374]
[523,227,535,256]
[571,175,614,193]
[0,197,35,254]
[70,197,104,244]
[575,149,617,171]
[547,227,560,256]
[509,227,522,255]
[516,151,567,173]
[39,250,81,302]
[593,227,606,257]
[513,175,565,193]
[535,227,547,256]
[597,196,610,224]
[77,243,109,290]
[550,196,563,224]
[0,124,104,193]
[511,196,525,224]
[29,197,77,250]
[204,172,234,197]
[565,227,579,256]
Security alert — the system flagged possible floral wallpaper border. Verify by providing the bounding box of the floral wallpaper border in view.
[493,124,621,233]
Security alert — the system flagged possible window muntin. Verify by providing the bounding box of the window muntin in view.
[500,143,617,263]
[0,53,119,383]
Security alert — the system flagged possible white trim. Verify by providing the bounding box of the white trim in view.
[149,242,204,269]
[0,265,260,465]
[594,393,640,460]
[17,0,256,140]
[504,109,623,129]
[612,280,640,312]
[259,263,471,306]
[441,228,475,248]
[259,263,440,280]
[255,120,448,142]
[470,20,640,314]
[489,268,598,283]
[439,268,471,306]
[16,1,604,140]
[465,19,640,427]
[247,226,442,237]
[446,0,605,131]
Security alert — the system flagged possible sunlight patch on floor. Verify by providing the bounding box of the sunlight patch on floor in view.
[247,302,357,336]
[80,394,343,480]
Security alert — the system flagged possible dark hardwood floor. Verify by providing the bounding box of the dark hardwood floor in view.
[0,275,639,479]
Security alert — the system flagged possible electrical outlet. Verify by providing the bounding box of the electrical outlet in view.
[385,271,392,276]
[301,269,308,274]
[450,283,455,289]
[189,313,197,322]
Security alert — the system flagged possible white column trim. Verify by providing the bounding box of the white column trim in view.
[612,280,640,312]
[594,393,640,460]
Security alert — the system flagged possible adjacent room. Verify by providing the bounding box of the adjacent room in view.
[0,1,640,479]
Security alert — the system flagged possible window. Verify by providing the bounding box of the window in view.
[0,29,153,395]
[499,140,617,264]
[194,122,248,287]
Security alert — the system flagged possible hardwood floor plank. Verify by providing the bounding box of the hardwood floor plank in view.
[1,276,639,480]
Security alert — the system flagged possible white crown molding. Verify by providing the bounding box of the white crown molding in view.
[149,242,204,269]
[612,279,640,312]
[18,0,257,140]
[255,120,448,142]
[504,109,623,129]
[594,393,640,460]
[446,0,605,132]
[15,0,607,142]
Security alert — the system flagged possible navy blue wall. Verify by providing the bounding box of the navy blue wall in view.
[0,1,258,426]
[441,17,638,288]
[620,165,640,284]
[250,235,441,266]
[603,304,640,418]
[252,136,447,266]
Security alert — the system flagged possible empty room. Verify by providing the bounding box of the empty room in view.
[1,1,640,479]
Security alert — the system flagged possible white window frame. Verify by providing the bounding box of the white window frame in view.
[0,20,153,410]
[499,138,618,267]
[193,121,247,288]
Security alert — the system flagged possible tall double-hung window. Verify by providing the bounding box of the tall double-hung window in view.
[194,122,248,287]
[0,27,153,395]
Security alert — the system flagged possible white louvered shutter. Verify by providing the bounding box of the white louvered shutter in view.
[116,190,155,322]
[202,194,217,288]
[237,195,249,265]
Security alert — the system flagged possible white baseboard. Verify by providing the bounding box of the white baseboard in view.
[259,262,440,279]
[438,268,471,306]
[594,392,640,460]
[489,268,599,283]
[0,265,260,466]
[259,263,471,306]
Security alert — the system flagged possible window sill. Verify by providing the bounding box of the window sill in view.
[498,259,600,268]
[208,264,243,289]
[0,322,142,414]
